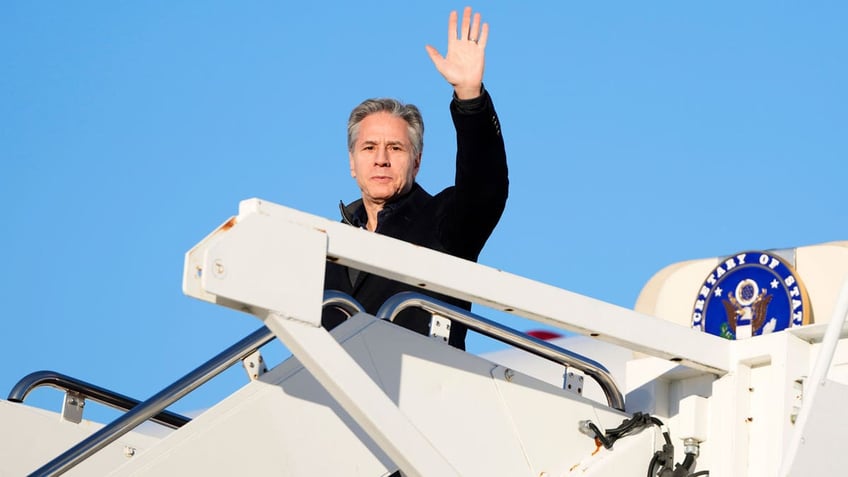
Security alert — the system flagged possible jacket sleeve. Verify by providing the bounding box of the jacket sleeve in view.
[440,86,509,261]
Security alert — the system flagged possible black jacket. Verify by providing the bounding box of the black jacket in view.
[323,89,508,349]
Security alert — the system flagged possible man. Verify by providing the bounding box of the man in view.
[322,7,508,350]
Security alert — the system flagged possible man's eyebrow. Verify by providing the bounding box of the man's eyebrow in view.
[358,139,406,146]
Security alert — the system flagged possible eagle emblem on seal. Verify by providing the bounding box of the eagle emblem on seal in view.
[722,279,774,339]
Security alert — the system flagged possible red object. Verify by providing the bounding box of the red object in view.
[526,330,563,341]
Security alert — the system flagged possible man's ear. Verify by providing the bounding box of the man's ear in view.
[413,153,422,174]
[349,152,356,178]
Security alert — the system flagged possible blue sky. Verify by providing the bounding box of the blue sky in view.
[2,2,846,422]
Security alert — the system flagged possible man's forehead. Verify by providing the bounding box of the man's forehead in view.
[357,114,411,143]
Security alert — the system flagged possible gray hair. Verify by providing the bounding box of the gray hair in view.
[347,98,424,158]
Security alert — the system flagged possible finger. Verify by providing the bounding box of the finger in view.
[425,44,444,64]
[477,22,489,48]
[469,12,481,41]
[447,10,458,42]
[460,6,471,40]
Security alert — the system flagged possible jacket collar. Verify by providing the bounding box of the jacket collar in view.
[339,199,365,227]
[339,183,428,228]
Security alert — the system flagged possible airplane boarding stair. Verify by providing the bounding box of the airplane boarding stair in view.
[4,198,848,476]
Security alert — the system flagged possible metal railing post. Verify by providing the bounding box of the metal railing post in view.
[8,371,190,429]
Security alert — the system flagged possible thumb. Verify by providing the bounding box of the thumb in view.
[425,44,444,67]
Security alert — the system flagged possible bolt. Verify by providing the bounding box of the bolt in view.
[214,259,225,277]
[683,438,700,457]
[124,446,136,457]
[504,369,514,382]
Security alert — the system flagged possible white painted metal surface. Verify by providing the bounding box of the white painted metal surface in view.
[187,199,731,373]
[0,400,162,476]
[780,274,848,475]
[108,315,646,477]
[4,198,848,477]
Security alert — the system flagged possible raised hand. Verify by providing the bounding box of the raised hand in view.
[425,7,488,100]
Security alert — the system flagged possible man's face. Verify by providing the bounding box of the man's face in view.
[349,112,421,208]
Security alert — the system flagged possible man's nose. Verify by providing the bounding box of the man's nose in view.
[374,148,390,166]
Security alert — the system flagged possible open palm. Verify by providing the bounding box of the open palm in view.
[426,7,489,100]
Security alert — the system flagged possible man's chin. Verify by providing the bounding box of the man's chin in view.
[367,189,400,203]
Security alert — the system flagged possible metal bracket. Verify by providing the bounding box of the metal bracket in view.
[242,349,268,381]
[790,378,804,424]
[62,390,85,424]
[564,369,584,396]
[429,314,451,344]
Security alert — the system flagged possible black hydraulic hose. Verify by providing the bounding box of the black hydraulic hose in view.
[671,454,696,477]
[646,452,661,477]
[646,430,674,476]
[587,412,664,450]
